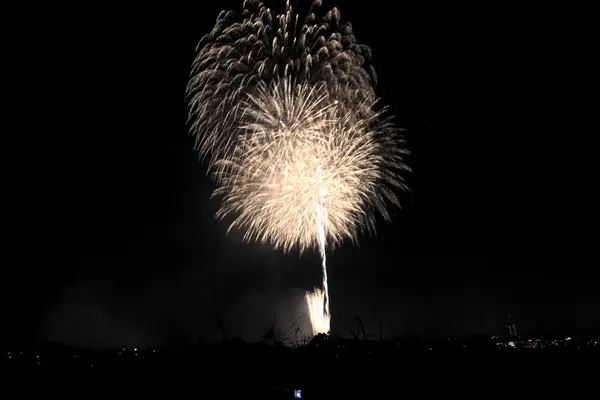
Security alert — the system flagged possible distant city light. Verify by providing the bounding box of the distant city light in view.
[294,390,302,399]
[3,328,597,369]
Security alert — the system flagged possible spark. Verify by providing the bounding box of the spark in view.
[186,0,410,336]
[305,288,330,335]
[212,78,404,254]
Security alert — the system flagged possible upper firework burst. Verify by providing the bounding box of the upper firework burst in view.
[186,0,379,166]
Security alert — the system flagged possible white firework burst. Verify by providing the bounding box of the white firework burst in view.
[186,0,410,337]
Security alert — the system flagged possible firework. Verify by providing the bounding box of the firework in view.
[305,288,330,335]
[213,78,406,253]
[187,0,378,167]
[186,0,410,336]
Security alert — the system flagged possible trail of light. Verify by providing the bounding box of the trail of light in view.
[312,165,330,334]
[316,196,330,321]
[305,174,331,336]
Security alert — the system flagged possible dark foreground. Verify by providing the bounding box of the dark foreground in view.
[3,334,597,397]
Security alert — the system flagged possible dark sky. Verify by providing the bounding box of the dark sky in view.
[5,1,599,347]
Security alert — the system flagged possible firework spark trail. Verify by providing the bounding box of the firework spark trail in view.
[315,169,330,322]
[317,205,330,332]
[186,0,410,337]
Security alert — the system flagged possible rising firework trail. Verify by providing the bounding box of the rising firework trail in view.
[186,0,410,336]
[316,186,329,318]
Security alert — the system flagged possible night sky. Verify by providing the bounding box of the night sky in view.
[5,1,599,347]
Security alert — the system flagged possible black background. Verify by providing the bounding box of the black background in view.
[4,0,599,347]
